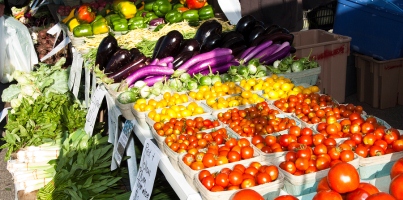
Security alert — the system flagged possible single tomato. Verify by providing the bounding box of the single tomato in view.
[327,162,360,193]
[230,189,264,200]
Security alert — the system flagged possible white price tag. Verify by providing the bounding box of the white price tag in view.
[0,107,11,123]
[46,23,62,48]
[130,139,162,200]
[84,85,107,136]
[68,48,83,98]
[84,68,91,108]
[105,91,121,144]
[112,120,135,170]
[40,35,70,62]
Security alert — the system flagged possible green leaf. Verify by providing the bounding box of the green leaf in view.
[1,84,21,102]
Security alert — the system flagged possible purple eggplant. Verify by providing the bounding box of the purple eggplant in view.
[149,18,165,26]
[194,20,222,44]
[152,35,166,60]
[179,39,200,53]
[95,35,119,70]
[235,15,257,38]
[125,65,175,86]
[247,25,265,45]
[154,30,184,59]
[107,55,147,82]
[200,32,222,53]
[173,51,197,70]
[104,49,132,74]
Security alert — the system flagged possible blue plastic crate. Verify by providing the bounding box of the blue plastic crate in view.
[334,0,403,60]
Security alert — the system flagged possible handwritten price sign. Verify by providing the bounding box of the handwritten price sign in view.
[84,85,106,136]
[130,139,162,200]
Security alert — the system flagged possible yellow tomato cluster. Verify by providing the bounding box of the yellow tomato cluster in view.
[148,102,205,122]
[134,92,190,112]
[188,82,242,101]
[206,90,265,110]
[259,75,320,100]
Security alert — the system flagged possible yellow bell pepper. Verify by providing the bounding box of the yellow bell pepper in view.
[116,1,137,19]
[62,8,76,24]
[67,18,80,32]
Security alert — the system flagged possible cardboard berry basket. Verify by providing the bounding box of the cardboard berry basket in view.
[273,155,360,196]
[162,126,239,172]
[149,114,220,151]
[358,129,403,180]
[104,83,136,120]
[194,160,285,200]
[178,145,262,190]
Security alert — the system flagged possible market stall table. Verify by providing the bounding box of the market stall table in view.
[132,119,202,200]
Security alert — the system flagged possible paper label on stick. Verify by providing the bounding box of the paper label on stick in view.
[112,120,135,170]
[130,139,162,200]
[84,85,106,136]
[105,91,121,144]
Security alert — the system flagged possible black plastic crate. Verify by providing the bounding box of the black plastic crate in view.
[307,1,337,31]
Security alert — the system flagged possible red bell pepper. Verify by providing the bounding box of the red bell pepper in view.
[186,0,207,9]
[75,4,96,24]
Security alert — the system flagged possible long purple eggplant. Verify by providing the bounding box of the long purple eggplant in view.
[173,51,196,70]
[143,76,170,86]
[176,48,232,72]
[107,55,147,82]
[262,45,292,65]
[254,43,281,61]
[126,65,175,86]
[186,54,235,75]
[242,40,273,63]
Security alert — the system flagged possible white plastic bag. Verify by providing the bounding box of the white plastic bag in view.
[0,16,38,83]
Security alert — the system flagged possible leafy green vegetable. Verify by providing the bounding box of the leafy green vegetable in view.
[2,58,69,108]
[37,130,130,200]
[0,93,86,160]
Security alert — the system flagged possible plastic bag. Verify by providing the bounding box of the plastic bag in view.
[0,15,38,83]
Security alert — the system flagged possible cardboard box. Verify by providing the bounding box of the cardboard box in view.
[291,29,351,103]
[355,54,403,109]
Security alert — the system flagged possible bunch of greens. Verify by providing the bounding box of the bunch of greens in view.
[223,59,268,82]
[37,129,130,200]
[267,56,319,74]
[0,92,87,160]
[1,58,69,108]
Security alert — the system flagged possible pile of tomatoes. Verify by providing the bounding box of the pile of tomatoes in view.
[181,138,256,170]
[165,127,231,154]
[217,102,302,137]
[153,117,220,137]
[197,161,279,192]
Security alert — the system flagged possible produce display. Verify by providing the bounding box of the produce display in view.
[2,0,403,199]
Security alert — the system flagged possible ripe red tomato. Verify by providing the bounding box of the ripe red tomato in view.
[280,161,297,174]
[369,145,385,157]
[340,149,355,162]
[256,172,272,184]
[391,158,403,179]
[392,139,403,152]
[327,162,360,193]
[198,170,212,181]
[366,192,397,200]
[228,171,243,186]
[384,129,399,144]
[240,146,254,159]
[295,157,310,171]
[215,173,229,188]
[241,178,256,189]
[357,182,379,196]
[316,177,331,192]
[313,190,343,200]
[361,122,375,134]
[264,165,279,181]
[201,175,215,190]
[390,173,403,199]
[314,144,328,155]
[354,145,369,158]
[285,151,297,162]
[228,151,241,163]
[316,157,331,171]
[252,135,264,145]
[190,161,205,170]
[230,189,264,200]
[289,126,301,137]
[363,133,376,146]
[345,188,370,200]
[202,153,216,168]
[274,195,298,200]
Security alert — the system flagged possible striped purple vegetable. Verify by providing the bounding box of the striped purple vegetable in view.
[125,65,175,86]
[143,75,170,86]
[272,41,290,55]
[176,48,232,72]
[239,46,256,60]
[199,62,240,75]
[186,55,235,76]
[254,43,281,62]
[261,45,292,65]
[242,40,273,63]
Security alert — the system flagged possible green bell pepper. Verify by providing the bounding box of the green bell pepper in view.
[144,2,154,12]
[112,18,129,31]
[73,24,93,37]
[128,16,147,30]
[105,14,121,26]
[173,3,185,11]
[91,15,104,24]
[144,12,159,22]
[165,10,183,24]
[152,0,172,17]
[198,5,214,20]
[92,19,109,35]
[182,9,199,22]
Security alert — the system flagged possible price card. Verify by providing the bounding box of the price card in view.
[112,120,135,170]
[105,91,121,144]
[0,107,11,123]
[130,139,162,200]
[84,68,91,108]
[84,85,107,136]
[68,48,83,98]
